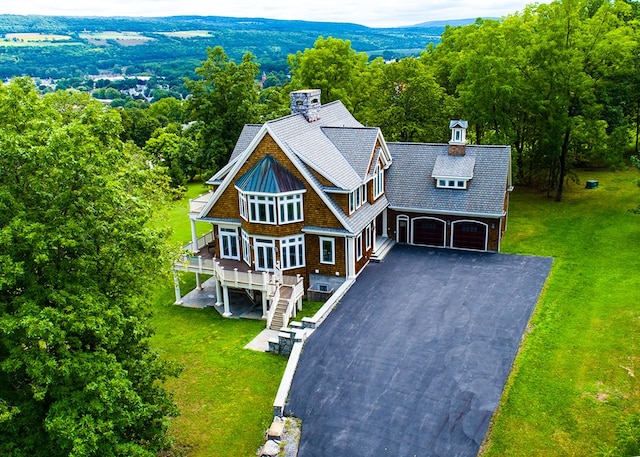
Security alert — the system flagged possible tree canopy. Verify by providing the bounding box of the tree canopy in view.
[186,46,260,178]
[0,79,179,457]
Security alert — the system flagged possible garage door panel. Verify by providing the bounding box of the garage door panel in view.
[413,218,445,247]
[452,222,486,250]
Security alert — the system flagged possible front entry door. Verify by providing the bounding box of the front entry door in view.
[397,218,408,243]
[254,239,275,271]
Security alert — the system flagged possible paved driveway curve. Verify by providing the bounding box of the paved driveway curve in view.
[287,245,552,457]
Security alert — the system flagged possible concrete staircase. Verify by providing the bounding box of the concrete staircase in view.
[370,237,396,262]
[269,298,289,330]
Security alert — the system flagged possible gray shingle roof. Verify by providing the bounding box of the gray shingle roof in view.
[432,155,475,179]
[320,126,380,181]
[386,143,511,217]
[265,102,364,190]
[230,124,262,161]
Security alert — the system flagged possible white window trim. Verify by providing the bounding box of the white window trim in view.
[349,184,368,215]
[365,224,372,251]
[254,238,276,271]
[278,193,304,224]
[373,164,384,199]
[319,236,335,265]
[356,233,363,260]
[219,226,240,260]
[248,194,276,224]
[241,229,251,265]
[436,178,469,189]
[280,235,305,270]
[239,192,248,220]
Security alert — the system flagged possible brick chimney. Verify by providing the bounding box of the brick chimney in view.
[448,120,468,156]
[290,89,321,122]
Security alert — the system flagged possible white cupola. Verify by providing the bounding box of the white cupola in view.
[449,120,468,145]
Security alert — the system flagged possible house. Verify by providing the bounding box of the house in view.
[173,89,512,329]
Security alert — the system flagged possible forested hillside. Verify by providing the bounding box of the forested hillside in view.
[0,15,444,80]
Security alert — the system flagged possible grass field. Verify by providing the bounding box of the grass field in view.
[482,170,640,456]
[0,33,79,47]
[150,184,325,456]
[153,171,640,456]
[159,31,213,38]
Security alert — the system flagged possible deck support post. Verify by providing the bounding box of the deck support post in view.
[173,270,182,305]
[190,218,198,253]
[195,272,202,291]
[222,285,231,317]
[262,292,268,319]
[214,276,223,307]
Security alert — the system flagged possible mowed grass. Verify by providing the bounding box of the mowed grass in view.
[150,183,287,456]
[482,170,640,456]
[152,173,640,456]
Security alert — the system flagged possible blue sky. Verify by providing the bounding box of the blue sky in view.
[2,1,544,28]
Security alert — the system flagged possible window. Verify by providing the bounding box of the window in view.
[281,235,305,270]
[365,224,372,251]
[254,238,275,271]
[248,195,276,224]
[241,230,251,265]
[219,227,239,260]
[239,192,248,220]
[241,192,304,224]
[349,184,368,214]
[373,164,384,199]
[320,237,335,264]
[436,178,469,189]
[356,233,363,260]
[278,193,303,224]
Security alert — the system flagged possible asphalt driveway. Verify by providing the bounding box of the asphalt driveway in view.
[286,244,553,457]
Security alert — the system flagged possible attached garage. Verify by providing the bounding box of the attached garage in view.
[452,221,487,251]
[412,217,445,247]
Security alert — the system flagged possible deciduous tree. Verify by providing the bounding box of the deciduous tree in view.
[0,79,179,457]
[187,46,260,177]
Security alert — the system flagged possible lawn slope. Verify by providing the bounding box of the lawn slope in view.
[482,170,640,456]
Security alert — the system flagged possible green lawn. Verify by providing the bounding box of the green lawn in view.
[482,170,640,456]
[152,173,640,456]
[151,183,287,456]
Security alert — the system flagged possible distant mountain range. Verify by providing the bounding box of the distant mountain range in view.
[0,14,477,81]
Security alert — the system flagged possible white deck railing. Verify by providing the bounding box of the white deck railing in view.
[184,231,215,253]
[267,286,281,329]
[174,254,276,295]
[282,276,305,329]
[189,192,213,215]
[267,275,304,329]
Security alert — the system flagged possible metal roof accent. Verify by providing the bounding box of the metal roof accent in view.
[235,154,305,194]
[449,120,469,129]
[432,155,476,179]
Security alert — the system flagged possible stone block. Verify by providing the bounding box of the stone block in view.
[267,417,285,440]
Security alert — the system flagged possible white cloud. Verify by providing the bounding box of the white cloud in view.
[2,0,541,27]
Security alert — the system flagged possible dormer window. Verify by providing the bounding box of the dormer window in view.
[432,154,475,191]
[437,179,467,189]
[349,184,367,214]
[373,163,384,199]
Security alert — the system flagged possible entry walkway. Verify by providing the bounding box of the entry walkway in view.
[287,245,553,457]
